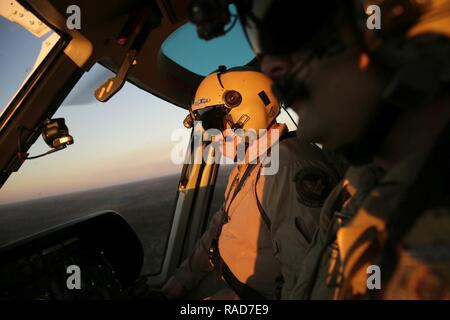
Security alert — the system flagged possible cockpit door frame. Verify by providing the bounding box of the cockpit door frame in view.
[145,130,220,287]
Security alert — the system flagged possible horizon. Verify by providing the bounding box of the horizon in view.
[0,171,182,206]
[0,15,296,205]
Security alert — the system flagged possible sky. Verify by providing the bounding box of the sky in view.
[0,10,297,204]
[0,62,190,203]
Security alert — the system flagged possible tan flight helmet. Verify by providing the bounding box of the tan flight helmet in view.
[184,66,281,134]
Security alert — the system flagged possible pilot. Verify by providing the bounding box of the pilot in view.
[225,0,450,299]
[162,67,345,299]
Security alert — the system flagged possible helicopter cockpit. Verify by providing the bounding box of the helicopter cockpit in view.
[0,0,298,299]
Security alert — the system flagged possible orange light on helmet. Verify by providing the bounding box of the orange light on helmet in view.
[224,90,242,108]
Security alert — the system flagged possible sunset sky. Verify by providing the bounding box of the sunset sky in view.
[0,13,297,204]
[0,11,298,204]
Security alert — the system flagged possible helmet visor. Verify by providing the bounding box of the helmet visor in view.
[193,105,229,131]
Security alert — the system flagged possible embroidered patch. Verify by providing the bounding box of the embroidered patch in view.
[294,167,334,207]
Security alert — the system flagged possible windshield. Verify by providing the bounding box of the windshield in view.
[161,4,255,76]
[0,63,191,275]
[0,1,59,115]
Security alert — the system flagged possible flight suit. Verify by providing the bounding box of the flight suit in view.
[174,140,281,299]
[335,142,450,300]
[291,133,450,300]
[260,136,346,299]
[382,207,450,299]
[173,126,345,299]
[289,163,385,299]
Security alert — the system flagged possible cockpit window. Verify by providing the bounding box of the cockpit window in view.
[0,2,60,116]
[0,63,190,276]
[161,5,255,76]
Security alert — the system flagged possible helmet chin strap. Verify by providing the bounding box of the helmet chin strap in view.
[271,50,315,108]
[270,27,345,107]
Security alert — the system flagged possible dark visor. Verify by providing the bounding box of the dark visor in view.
[193,105,230,131]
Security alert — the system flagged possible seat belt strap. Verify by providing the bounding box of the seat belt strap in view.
[211,239,268,300]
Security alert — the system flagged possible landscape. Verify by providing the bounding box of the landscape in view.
[0,168,231,276]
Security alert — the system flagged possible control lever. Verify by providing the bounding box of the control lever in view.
[95,49,137,102]
[95,3,161,102]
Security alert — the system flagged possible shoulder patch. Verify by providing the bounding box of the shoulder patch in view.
[294,167,335,207]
